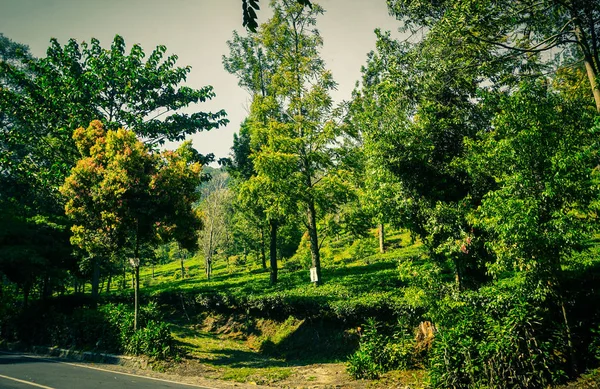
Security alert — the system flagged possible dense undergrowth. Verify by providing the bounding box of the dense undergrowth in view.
[0,297,176,360]
[3,230,600,388]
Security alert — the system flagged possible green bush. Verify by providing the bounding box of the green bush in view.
[346,318,416,379]
[125,320,174,359]
[348,238,377,262]
[100,302,176,359]
[428,284,569,389]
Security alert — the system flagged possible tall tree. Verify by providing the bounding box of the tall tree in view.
[1,34,225,300]
[226,0,351,284]
[387,0,600,111]
[223,26,284,283]
[199,172,231,279]
[1,34,227,193]
[61,121,203,328]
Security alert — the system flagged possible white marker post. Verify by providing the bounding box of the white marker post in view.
[310,267,319,283]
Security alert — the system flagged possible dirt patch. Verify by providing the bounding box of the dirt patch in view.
[164,314,425,388]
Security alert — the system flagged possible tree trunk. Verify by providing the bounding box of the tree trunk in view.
[40,276,48,300]
[260,227,267,269]
[91,256,100,301]
[134,232,140,331]
[378,223,385,254]
[454,258,463,291]
[106,273,112,293]
[574,23,600,112]
[306,200,322,285]
[269,219,278,285]
[206,229,214,280]
[23,281,31,308]
[205,253,212,280]
[121,264,127,290]
[180,255,185,279]
[561,299,577,373]
[134,265,140,331]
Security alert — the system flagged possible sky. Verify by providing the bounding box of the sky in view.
[0,0,402,162]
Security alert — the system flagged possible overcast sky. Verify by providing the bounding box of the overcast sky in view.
[0,0,402,161]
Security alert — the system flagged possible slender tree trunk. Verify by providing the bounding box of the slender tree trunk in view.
[23,281,31,308]
[206,228,214,280]
[269,219,278,285]
[205,251,212,280]
[41,276,48,300]
[23,281,32,308]
[379,223,385,254]
[106,273,112,294]
[91,256,100,301]
[260,227,267,269]
[454,258,463,291]
[134,230,140,331]
[134,265,140,331]
[561,299,577,373]
[306,200,322,285]
[180,254,185,279]
[574,23,600,112]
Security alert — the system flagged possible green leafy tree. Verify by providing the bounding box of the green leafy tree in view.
[1,34,227,194]
[61,121,203,328]
[223,24,285,283]
[199,172,231,279]
[466,79,598,369]
[387,0,600,111]
[227,0,352,284]
[1,34,225,302]
[354,27,496,289]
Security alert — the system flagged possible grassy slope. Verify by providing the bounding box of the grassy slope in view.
[129,230,427,386]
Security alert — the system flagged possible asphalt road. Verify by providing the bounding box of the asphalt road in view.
[0,353,213,389]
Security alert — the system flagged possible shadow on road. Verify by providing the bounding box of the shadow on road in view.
[0,354,50,365]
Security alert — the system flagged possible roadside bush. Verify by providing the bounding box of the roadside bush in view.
[428,283,569,389]
[125,320,174,359]
[347,318,417,379]
[100,302,176,359]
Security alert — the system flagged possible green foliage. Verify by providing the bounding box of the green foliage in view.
[467,80,598,279]
[125,320,174,359]
[99,303,176,359]
[5,298,175,360]
[347,238,378,262]
[428,282,569,388]
[347,318,416,379]
[225,0,356,284]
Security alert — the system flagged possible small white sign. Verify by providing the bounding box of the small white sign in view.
[310,267,319,283]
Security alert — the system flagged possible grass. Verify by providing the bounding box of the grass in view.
[107,229,427,385]
[137,230,422,306]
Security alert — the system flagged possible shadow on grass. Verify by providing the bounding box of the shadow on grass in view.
[195,348,289,368]
[171,325,214,340]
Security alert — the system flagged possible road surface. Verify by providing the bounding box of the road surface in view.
[0,353,214,389]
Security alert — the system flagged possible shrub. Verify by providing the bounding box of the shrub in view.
[428,284,569,389]
[125,320,174,359]
[348,238,377,262]
[100,302,176,359]
[346,318,417,379]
